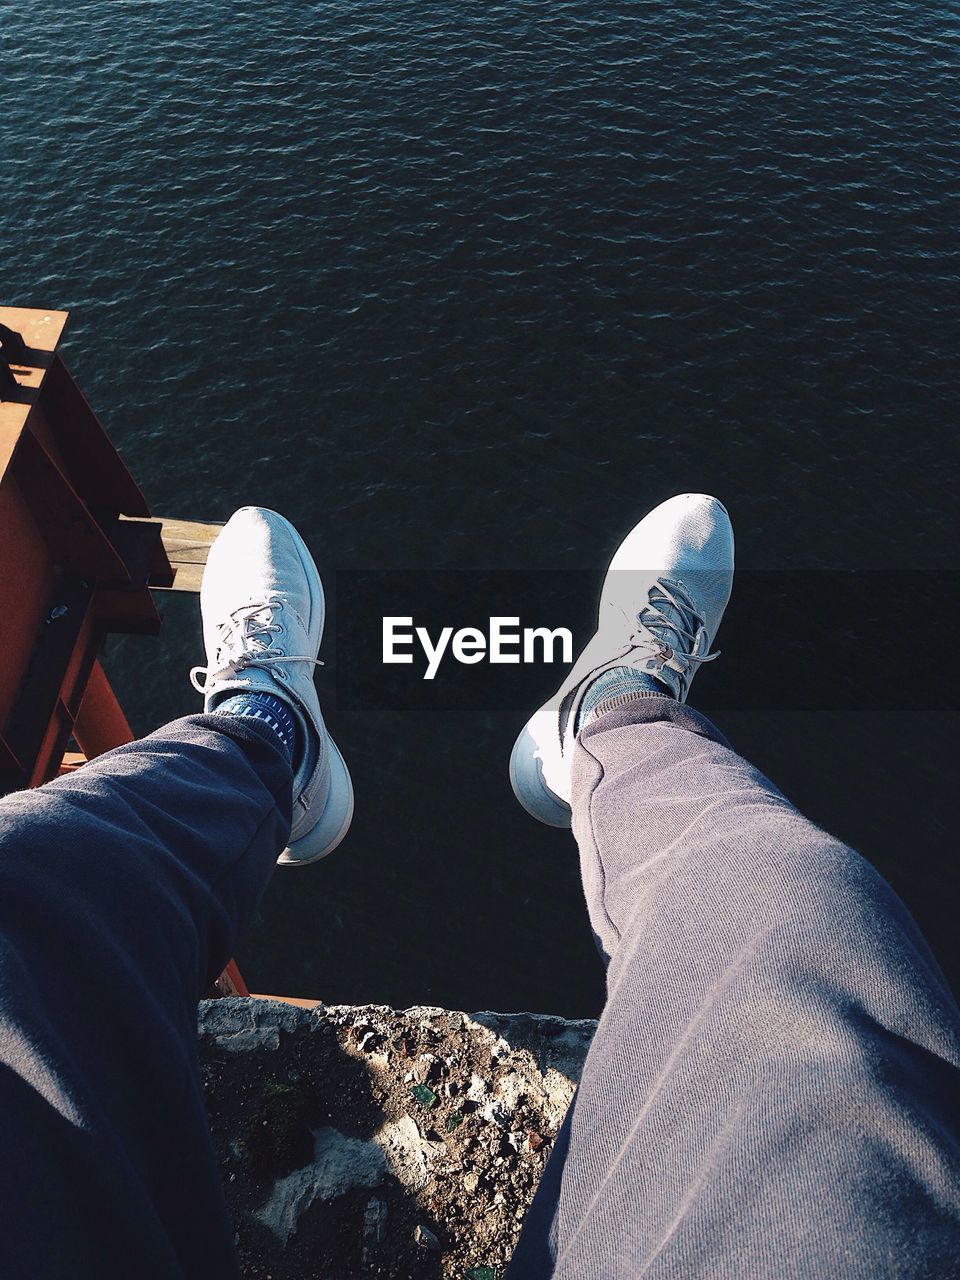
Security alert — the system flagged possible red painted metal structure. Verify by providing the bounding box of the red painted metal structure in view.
[0,306,247,998]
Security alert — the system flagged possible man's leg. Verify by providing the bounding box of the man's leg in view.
[0,507,354,1278]
[509,694,960,1278]
[0,713,291,1279]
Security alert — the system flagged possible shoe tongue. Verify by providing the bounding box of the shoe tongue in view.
[642,591,680,650]
[208,666,280,709]
[230,666,281,694]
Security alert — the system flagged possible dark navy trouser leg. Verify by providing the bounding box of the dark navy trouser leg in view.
[509,694,960,1279]
[0,714,291,1279]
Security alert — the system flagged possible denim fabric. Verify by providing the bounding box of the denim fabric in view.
[507,694,960,1279]
[0,715,292,1279]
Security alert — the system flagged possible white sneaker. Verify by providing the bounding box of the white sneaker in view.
[190,507,354,865]
[509,493,734,827]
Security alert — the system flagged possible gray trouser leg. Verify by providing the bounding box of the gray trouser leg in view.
[508,694,960,1279]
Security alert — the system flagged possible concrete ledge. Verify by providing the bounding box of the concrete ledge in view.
[199,999,596,1279]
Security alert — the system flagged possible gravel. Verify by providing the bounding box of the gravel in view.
[198,999,596,1279]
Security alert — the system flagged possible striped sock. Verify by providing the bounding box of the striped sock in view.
[215,693,298,763]
[575,666,671,733]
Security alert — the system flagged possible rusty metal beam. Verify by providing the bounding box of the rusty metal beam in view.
[73,660,134,759]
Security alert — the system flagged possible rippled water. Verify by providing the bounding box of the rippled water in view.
[2,2,958,1012]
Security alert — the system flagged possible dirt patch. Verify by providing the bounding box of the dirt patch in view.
[199,1000,595,1280]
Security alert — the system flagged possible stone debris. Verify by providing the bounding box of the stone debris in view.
[256,1127,386,1247]
[199,999,595,1279]
[377,1113,438,1191]
[414,1224,440,1251]
[466,1074,488,1104]
[360,1196,388,1273]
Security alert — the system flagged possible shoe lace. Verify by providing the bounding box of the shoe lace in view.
[189,598,322,693]
[622,577,720,681]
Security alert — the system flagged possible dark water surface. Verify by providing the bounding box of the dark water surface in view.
[2,2,958,1014]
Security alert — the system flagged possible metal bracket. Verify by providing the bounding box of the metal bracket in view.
[0,322,27,401]
[0,322,28,362]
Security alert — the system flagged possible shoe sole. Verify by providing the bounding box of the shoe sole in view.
[509,722,572,829]
[278,734,355,866]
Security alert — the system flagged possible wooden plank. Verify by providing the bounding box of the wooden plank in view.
[58,751,87,775]
[121,516,223,593]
